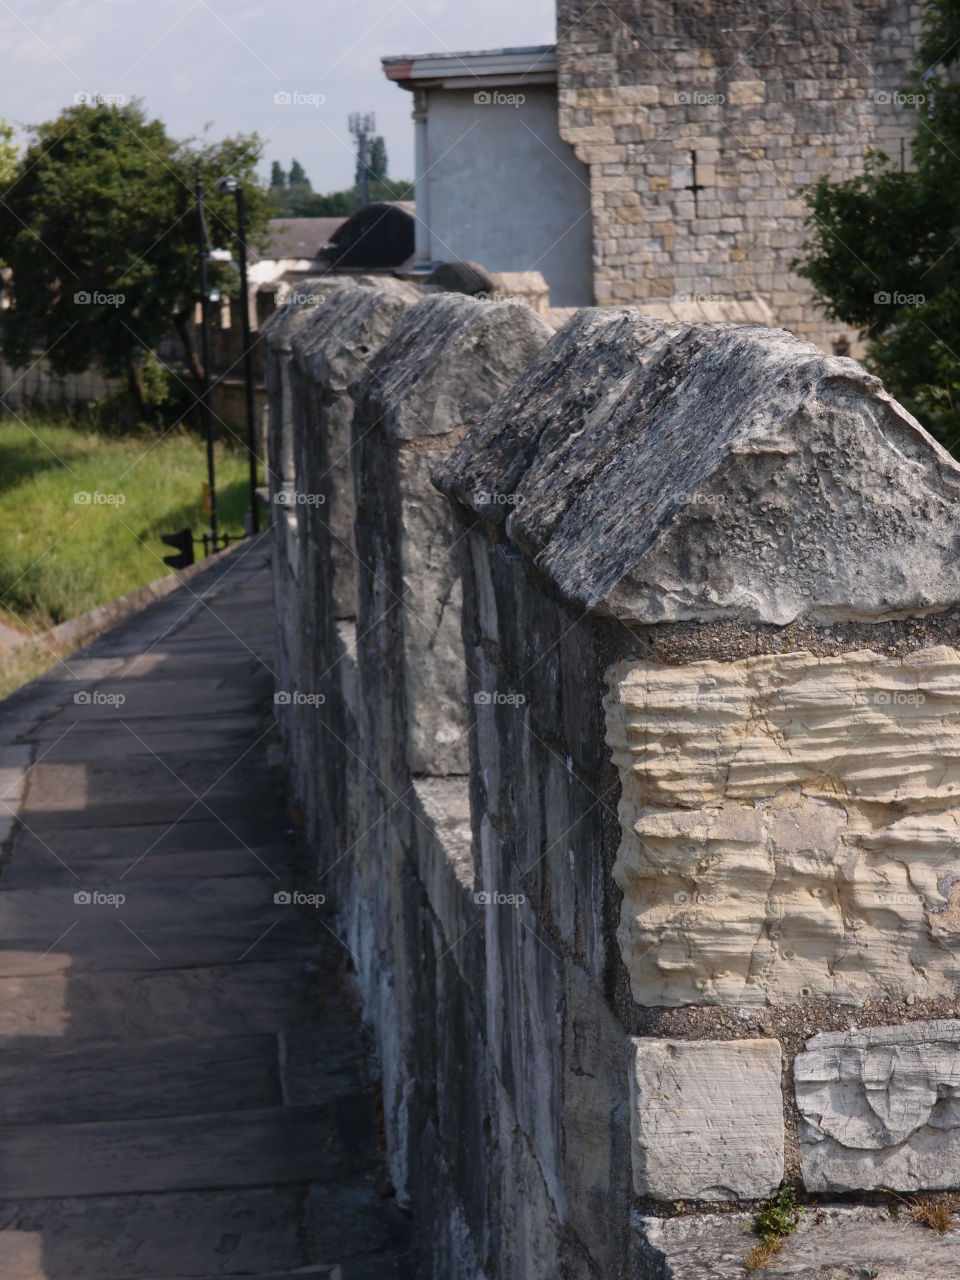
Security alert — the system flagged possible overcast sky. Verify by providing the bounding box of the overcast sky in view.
[2,0,556,191]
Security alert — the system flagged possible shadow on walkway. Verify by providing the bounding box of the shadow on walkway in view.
[0,536,412,1279]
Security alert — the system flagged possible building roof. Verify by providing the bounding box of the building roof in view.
[382,45,557,89]
[262,217,347,261]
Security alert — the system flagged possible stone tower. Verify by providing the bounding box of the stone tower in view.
[556,0,925,351]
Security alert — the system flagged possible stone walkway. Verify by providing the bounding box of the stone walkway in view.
[0,537,411,1279]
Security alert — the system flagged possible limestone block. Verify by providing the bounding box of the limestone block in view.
[562,960,632,1271]
[353,293,550,779]
[796,1020,960,1192]
[726,81,767,106]
[629,1037,784,1201]
[291,279,419,622]
[638,1205,960,1279]
[434,308,960,626]
[606,646,960,1006]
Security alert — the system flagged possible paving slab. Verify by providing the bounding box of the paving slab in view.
[0,540,411,1278]
[0,1186,309,1280]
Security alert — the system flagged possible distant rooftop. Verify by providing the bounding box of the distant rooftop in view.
[262,218,347,261]
[382,45,557,88]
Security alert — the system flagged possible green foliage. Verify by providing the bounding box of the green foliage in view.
[0,118,17,189]
[91,354,195,434]
[794,0,960,452]
[288,157,309,189]
[267,176,414,218]
[270,159,286,189]
[754,1187,802,1243]
[0,414,254,634]
[368,135,388,181]
[0,100,270,420]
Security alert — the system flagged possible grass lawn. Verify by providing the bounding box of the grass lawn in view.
[0,415,256,639]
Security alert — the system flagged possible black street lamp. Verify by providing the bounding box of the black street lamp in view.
[216,173,260,536]
[194,174,219,553]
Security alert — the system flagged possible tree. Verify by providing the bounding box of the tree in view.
[0,99,270,420]
[267,176,414,218]
[288,158,310,190]
[0,119,16,188]
[793,0,960,451]
[368,136,387,182]
[0,119,17,274]
[270,160,286,189]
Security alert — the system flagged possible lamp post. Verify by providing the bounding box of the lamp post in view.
[195,174,219,553]
[216,174,260,535]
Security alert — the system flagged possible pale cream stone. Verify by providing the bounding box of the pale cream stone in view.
[726,80,767,106]
[605,646,960,1006]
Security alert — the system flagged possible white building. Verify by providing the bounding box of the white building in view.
[382,46,594,308]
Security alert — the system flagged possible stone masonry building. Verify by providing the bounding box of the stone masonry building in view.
[385,0,926,352]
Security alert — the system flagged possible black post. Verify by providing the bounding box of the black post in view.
[233,186,260,534]
[195,174,219,553]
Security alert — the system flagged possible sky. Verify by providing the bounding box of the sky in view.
[2,0,556,192]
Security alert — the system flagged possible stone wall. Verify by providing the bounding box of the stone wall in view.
[269,286,960,1279]
[554,0,925,352]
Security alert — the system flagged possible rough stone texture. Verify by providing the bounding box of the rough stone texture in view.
[275,279,420,839]
[629,1038,784,1201]
[261,276,345,747]
[637,1205,960,1279]
[606,645,960,1007]
[269,286,960,1278]
[352,292,551,780]
[555,0,923,352]
[291,278,420,621]
[796,1019,960,1192]
[436,308,960,626]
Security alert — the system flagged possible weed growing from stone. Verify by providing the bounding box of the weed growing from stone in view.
[745,1187,802,1273]
[907,1197,952,1235]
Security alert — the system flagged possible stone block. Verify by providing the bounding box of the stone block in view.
[726,80,767,106]
[434,308,960,627]
[606,646,960,1007]
[637,1205,960,1279]
[796,1020,960,1192]
[563,961,632,1270]
[629,1037,784,1201]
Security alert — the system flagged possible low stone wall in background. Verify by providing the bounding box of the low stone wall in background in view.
[268,285,960,1278]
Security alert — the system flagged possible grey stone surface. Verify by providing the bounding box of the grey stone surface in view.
[411,777,481,987]
[629,1038,784,1201]
[638,1205,960,1279]
[0,545,410,1278]
[351,292,549,780]
[796,1019,960,1193]
[435,307,960,625]
[354,292,552,443]
[291,278,420,621]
